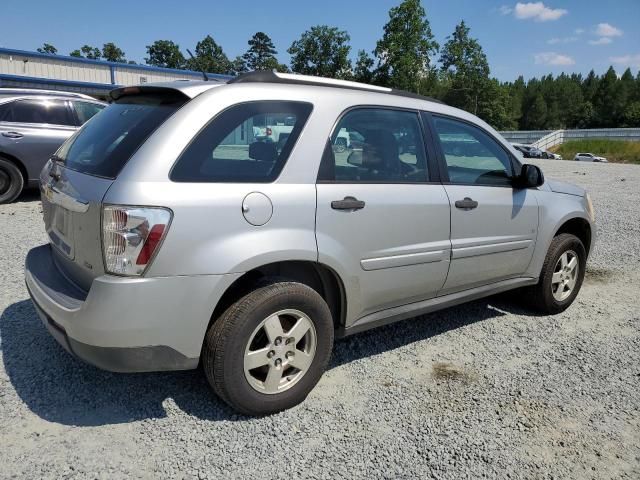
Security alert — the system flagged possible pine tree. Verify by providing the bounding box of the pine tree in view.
[374,0,438,91]
[242,32,278,71]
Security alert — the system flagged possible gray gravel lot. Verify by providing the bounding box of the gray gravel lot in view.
[1,160,639,479]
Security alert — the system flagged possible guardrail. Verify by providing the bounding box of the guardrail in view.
[499,130,553,144]
[532,130,564,150]
[500,128,640,149]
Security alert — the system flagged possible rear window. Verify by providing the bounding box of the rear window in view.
[170,101,313,183]
[56,93,185,179]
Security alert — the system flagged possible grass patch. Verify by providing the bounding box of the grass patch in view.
[552,139,640,164]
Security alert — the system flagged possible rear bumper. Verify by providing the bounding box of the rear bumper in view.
[25,244,241,372]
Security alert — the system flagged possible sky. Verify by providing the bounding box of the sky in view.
[1,0,639,81]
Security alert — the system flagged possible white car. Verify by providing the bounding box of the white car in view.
[574,152,607,163]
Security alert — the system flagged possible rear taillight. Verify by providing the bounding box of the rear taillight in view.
[102,206,172,276]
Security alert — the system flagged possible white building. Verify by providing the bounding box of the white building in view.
[0,47,230,99]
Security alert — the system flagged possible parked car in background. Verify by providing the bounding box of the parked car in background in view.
[26,72,595,415]
[0,91,105,203]
[540,149,562,160]
[574,152,607,163]
[512,143,542,159]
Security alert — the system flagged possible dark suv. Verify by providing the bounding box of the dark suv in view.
[0,89,105,203]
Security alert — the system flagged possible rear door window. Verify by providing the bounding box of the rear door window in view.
[0,99,75,126]
[170,101,313,183]
[317,108,429,183]
[56,93,185,179]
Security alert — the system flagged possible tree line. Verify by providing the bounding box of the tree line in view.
[35,0,640,130]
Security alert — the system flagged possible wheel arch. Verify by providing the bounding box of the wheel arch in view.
[553,216,592,256]
[205,260,347,342]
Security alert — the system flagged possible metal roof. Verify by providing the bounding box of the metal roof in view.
[0,47,233,80]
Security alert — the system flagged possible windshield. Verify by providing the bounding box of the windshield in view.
[56,93,185,179]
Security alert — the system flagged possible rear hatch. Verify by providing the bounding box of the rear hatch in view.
[41,89,187,291]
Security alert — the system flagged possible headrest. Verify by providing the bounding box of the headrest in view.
[361,130,399,169]
[249,142,278,162]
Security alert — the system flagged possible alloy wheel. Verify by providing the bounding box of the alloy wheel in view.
[243,309,317,395]
[551,250,579,302]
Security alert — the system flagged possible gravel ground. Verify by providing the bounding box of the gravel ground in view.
[1,160,639,479]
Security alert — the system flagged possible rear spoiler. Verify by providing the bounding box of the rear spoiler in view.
[109,86,190,102]
[109,80,228,102]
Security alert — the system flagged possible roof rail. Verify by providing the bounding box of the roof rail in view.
[228,71,444,104]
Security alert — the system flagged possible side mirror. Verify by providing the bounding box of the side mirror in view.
[517,164,544,188]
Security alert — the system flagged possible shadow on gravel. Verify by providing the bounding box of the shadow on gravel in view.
[0,300,236,426]
[13,189,40,203]
[330,292,529,367]
[1,294,529,426]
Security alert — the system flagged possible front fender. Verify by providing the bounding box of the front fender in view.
[526,190,595,278]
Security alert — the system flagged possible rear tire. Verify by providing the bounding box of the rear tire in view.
[202,281,334,416]
[0,157,24,204]
[527,233,586,314]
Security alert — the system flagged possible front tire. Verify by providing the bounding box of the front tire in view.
[0,157,24,204]
[203,281,334,415]
[528,233,586,314]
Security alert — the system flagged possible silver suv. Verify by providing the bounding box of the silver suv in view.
[25,72,596,415]
[0,89,105,203]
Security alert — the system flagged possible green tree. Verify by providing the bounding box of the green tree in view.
[243,32,278,71]
[288,25,352,79]
[102,43,126,63]
[374,0,439,92]
[619,68,635,105]
[353,50,375,84]
[82,45,101,60]
[526,94,548,129]
[582,70,600,103]
[70,45,102,60]
[439,20,489,115]
[477,79,516,130]
[187,35,232,74]
[622,101,640,127]
[230,56,248,75]
[145,40,186,69]
[506,76,526,128]
[573,101,594,129]
[593,66,621,127]
[37,43,57,55]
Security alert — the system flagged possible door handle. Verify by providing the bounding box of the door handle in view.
[2,131,23,139]
[331,196,366,211]
[455,197,478,210]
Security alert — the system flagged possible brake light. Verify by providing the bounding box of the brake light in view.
[136,224,166,265]
[102,206,172,276]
